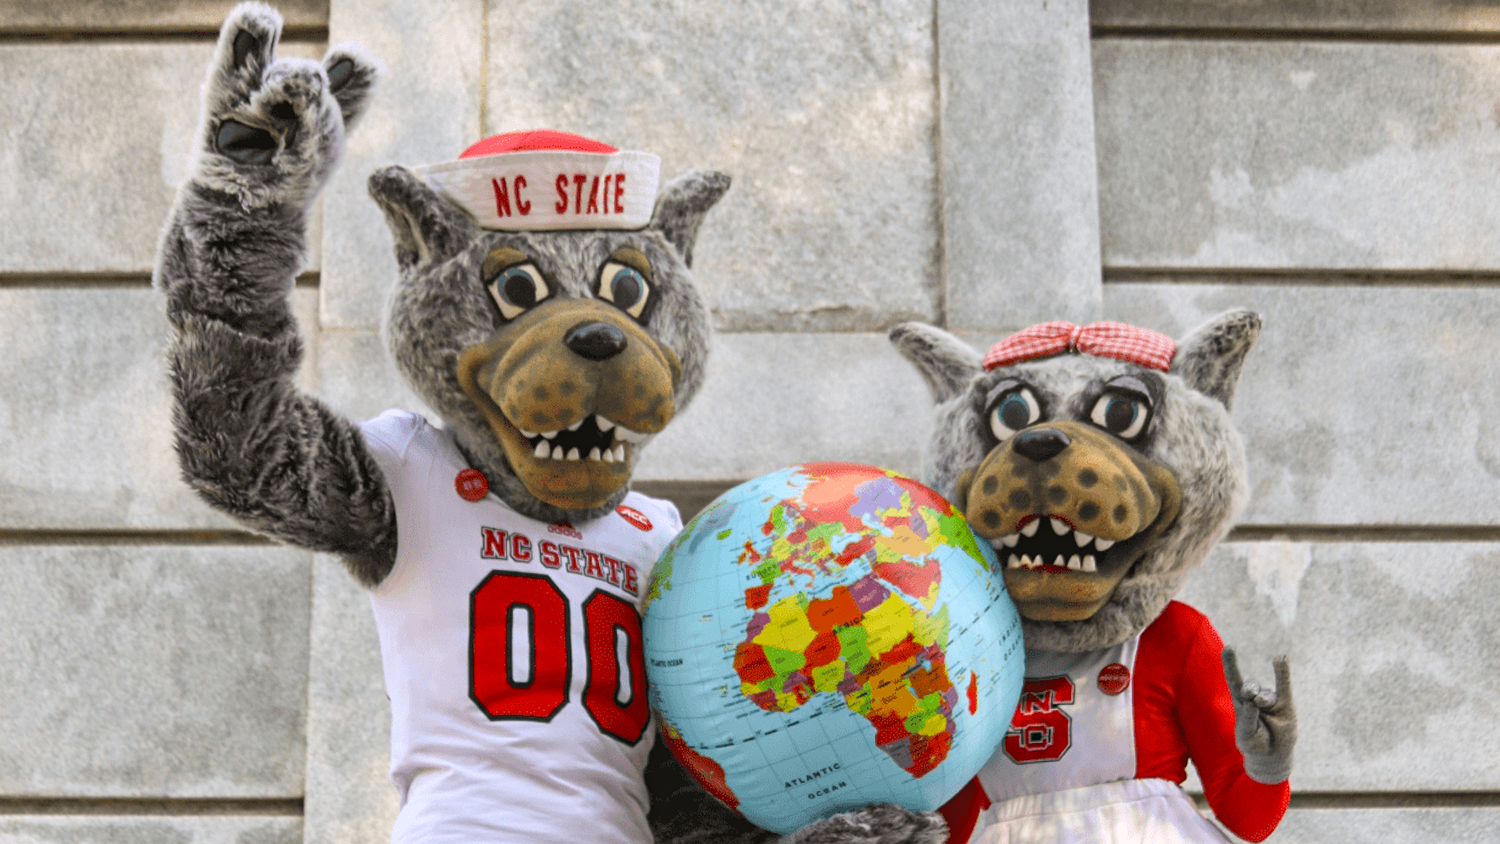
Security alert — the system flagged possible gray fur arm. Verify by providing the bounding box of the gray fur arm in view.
[155,2,396,587]
[648,745,945,844]
[777,807,946,844]
[1223,649,1297,784]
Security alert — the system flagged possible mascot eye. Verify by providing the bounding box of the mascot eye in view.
[485,263,551,320]
[598,261,652,319]
[988,387,1041,441]
[1090,393,1151,440]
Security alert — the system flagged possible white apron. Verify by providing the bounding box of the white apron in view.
[967,638,1229,844]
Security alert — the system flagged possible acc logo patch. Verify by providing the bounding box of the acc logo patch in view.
[616,505,653,532]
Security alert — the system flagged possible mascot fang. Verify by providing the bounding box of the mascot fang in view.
[891,313,1297,843]
[155,4,944,843]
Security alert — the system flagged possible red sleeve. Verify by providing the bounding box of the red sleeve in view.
[937,776,990,844]
[1135,602,1290,843]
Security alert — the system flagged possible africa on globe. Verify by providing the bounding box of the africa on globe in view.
[642,463,1025,834]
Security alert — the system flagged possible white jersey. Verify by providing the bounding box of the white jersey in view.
[360,410,682,844]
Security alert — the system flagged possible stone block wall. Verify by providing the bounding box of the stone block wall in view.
[2,1,1495,841]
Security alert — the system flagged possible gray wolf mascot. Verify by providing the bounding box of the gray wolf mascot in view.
[155,3,943,842]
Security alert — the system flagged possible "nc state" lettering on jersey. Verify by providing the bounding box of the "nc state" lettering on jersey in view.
[480,526,640,596]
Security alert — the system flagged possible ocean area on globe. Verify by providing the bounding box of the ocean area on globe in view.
[642,462,1025,834]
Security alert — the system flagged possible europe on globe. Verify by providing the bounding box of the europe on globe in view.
[642,463,1025,833]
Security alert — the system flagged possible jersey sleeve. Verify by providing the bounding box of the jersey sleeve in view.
[357,409,430,589]
[651,495,684,536]
[358,409,424,482]
[1172,607,1290,843]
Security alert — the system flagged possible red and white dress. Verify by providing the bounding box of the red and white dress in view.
[360,410,683,844]
[940,602,1290,844]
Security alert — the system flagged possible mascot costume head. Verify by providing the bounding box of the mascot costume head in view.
[890,313,1298,843]
[893,314,1257,653]
[154,4,947,843]
[373,128,722,523]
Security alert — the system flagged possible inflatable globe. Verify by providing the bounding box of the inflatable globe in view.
[642,462,1024,834]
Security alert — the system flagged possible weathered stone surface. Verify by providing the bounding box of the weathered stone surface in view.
[304,555,397,844]
[0,286,319,531]
[1181,540,1500,791]
[0,1,325,32]
[1105,283,1500,525]
[314,327,432,424]
[0,545,310,796]
[318,0,484,330]
[0,41,322,275]
[939,0,1103,332]
[479,0,940,334]
[1270,806,1499,843]
[0,816,300,844]
[1094,0,1500,33]
[1095,40,1500,270]
[634,331,939,483]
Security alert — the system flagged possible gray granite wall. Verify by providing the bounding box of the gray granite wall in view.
[2,1,1495,841]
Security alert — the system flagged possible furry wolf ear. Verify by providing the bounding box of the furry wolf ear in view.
[1171,309,1262,411]
[889,322,983,405]
[368,165,478,271]
[650,170,731,267]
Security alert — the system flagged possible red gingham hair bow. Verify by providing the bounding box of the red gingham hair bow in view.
[983,321,1177,372]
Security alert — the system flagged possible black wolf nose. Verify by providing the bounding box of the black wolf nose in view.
[564,321,628,361]
[1013,428,1071,462]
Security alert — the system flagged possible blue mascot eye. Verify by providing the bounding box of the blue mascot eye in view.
[483,261,550,321]
[989,387,1041,442]
[999,396,1032,430]
[502,267,540,308]
[598,260,652,319]
[1090,394,1150,440]
[609,267,644,310]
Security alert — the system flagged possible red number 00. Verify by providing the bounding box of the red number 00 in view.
[469,571,649,744]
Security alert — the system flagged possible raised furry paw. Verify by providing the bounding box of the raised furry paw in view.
[1223,648,1297,784]
[778,804,948,844]
[191,1,378,209]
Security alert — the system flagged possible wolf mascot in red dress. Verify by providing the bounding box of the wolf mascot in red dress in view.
[891,314,1296,843]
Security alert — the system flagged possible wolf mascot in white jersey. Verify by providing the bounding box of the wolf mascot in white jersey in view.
[890,314,1297,843]
[155,4,945,842]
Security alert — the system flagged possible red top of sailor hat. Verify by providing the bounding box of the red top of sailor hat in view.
[460,130,618,159]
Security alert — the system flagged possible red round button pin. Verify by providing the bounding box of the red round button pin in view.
[455,468,489,501]
[1098,663,1131,696]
